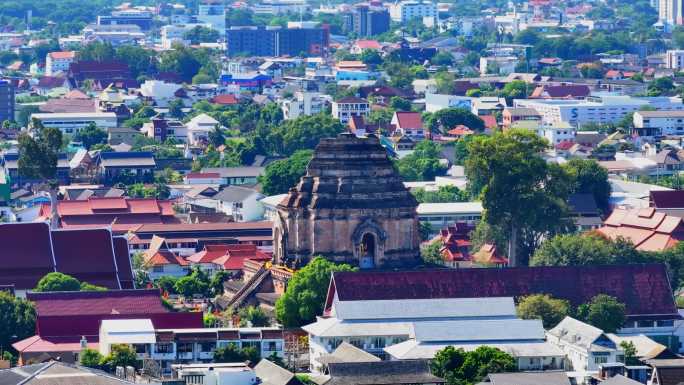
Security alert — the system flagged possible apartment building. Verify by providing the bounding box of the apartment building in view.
[331,96,370,124]
[45,51,76,76]
[30,112,117,134]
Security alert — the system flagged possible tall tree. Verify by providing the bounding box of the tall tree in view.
[0,291,35,354]
[561,159,611,214]
[18,119,63,228]
[577,294,626,333]
[275,257,356,327]
[431,346,516,385]
[465,129,573,266]
[258,150,313,195]
[73,123,107,150]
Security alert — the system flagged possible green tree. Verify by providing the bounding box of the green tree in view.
[259,150,313,195]
[239,306,270,327]
[80,348,104,368]
[266,114,344,156]
[431,346,516,385]
[425,108,485,133]
[530,234,640,267]
[78,41,116,62]
[101,344,139,371]
[35,272,81,292]
[577,294,626,333]
[168,99,185,119]
[214,343,246,363]
[159,44,203,83]
[412,185,469,203]
[18,119,63,228]
[360,49,382,66]
[500,80,529,102]
[517,294,570,329]
[421,241,443,265]
[192,73,214,84]
[396,140,448,181]
[73,123,107,150]
[465,129,573,266]
[620,341,639,365]
[275,257,356,327]
[208,125,225,147]
[183,25,220,44]
[389,96,412,112]
[434,71,456,94]
[114,45,154,78]
[155,276,178,294]
[174,273,209,298]
[0,291,35,354]
[80,282,108,291]
[431,51,454,66]
[561,159,611,214]
[209,270,232,297]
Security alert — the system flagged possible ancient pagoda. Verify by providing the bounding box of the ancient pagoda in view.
[273,133,420,269]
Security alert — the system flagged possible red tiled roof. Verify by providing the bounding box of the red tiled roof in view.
[29,289,166,317]
[531,84,591,99]
[48,51,75,60]
[187,244,271,270]
[212,94,239,105]
[598,207,684,251]
[147,250,188,266]
[480,115,498,129]
[556,140,574,150]
[394,111,423,129]
[326,264,679,318]
[51,228,121,289]
[354,40,382,50]
[13,335,98,353]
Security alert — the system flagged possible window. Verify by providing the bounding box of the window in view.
[155,343,172,353]
[594,356,608,364]
[183,374,205,384]
[153,266,164,273]
[657,320,675,327]
[200,342,215,352]
[371,337,385,349]
[637,320,654,328]
[178,343,193,353]
[349,338,364,349]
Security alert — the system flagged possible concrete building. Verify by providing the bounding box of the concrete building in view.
[97,9,154,30]
[331,96,370,124]
[344,5,391,37]
[213,185,265,222]
[480,56,520,75]
[30,112,117,135]
[514,96,684,128]
[281,91,329,120]
[659,0,683,26]
[547,317,624,384]
[45,51,76,76]
[425,93,472,113]
[633,110,684,137]
[161,23,211,49]
[0,80,14,124]
[389,1,437,23]
[416,202,483,229]
[539,122,576,145]
[226,24,328,57]
[173,362,257,385]
[198,0,227,35]
[666,49,684,69]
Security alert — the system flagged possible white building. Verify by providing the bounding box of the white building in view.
[212,185,265,222]
[480,56,520,76]
[659,0,683,26]
[139,80,183,107]
[389,1,437,23]
[514,95,684,128]
[99,319,156,356]
[30,112,117,135]
[45,51,75,76]
[173,363,256,385]
[252,0,308,15]
[425,93,472,113]
[198,0,227,35]
[281,91,330,120]
[539,122,576,145]
[331,96,370,124]
[666,49,684,70]
[186,113,220,145]
[416,202,483,228]
[546,317,624,383]
[633,110,684,137]
[303,296,564,374]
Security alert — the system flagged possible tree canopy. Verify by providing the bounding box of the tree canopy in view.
[275,257,356,327]
[516,294,570,329]
[34,272,107,292]
[430,346,516,385]
[465,129,573,265]
[259,150,313,196]
[424,108,485,133]
[396,140,448,181]
[74,123,107,150]
[576,294,626,333]
[0,291,35,353]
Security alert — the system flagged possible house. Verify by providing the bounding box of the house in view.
[34,76,70,96]
[350,40,382,54]
[107,126,140,145]
[186,113,219,145]
[143,117,188,142]
[11,289,203,366]
[304,296,563,373]
[332,97,370,124]
[254,359,306,385]
[416,202,483,229]
[211,94,240,106]
[45,51,76,76]
[547,317,624,383]
[568,193,603,231]
[172,362,256,385]
[471,97,507,116]
[650,190,684,218]
[390,111,426,140]
[633,110,684,137]
[39,95,97,114]
[436,223,474,268]
[139,80,183,107]
[321,360,444,385]
[186,243,271,276]
[0,222,134,296]
[3,153,70,186]
[0,361,150,384]
[143,235,190,280]
[202,166,265,185]
[502,107,541,129]
[96,151,156,184]
[40,197,179,231]
[530,84,591,99]
[30,112,117,135]
[220,73,273,91]
[212,185,265,222]
[484,372,571,385]
[470,243,508,267]
[68,60,137,90]
[185,172,223,185]
[647,358,684,385]
[597,207,684,252]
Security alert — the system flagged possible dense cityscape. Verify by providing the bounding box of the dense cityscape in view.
[0,0,683,384]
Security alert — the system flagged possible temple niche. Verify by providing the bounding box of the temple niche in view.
[273,133,421,269]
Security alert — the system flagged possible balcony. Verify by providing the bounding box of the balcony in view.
[198,351,214,360]
[177,352,194,360]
